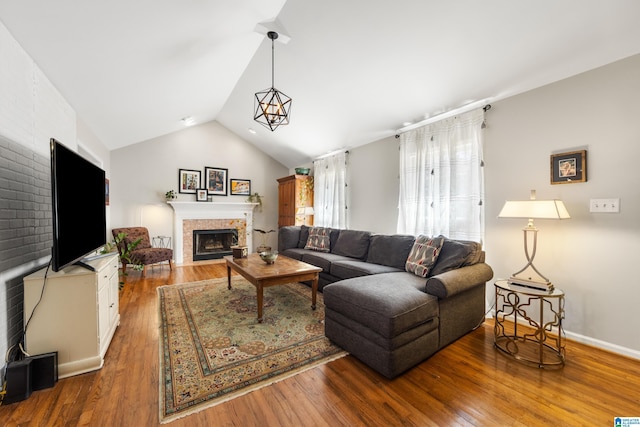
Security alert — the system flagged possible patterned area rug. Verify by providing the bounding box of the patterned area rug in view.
[158,276,347,423]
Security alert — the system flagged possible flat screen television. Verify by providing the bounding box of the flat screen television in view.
[50,138,107,272]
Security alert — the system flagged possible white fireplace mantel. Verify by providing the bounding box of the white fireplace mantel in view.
[168,201,258,264]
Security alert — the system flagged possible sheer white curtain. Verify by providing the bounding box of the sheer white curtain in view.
[313,151,348,228]
[397,108,485,242]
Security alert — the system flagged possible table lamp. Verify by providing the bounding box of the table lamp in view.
[296,206,315,226]
[498,190,570,291]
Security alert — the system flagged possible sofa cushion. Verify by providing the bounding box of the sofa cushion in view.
[301,252,353,273]
[323,273,438,339]
[332,229,371,260]
[304,227,331,252]
[297,225,311,248]
[366,234,415,269]
[405,235,445,277]
[330,259,404,280]
[329,228,341,250]
[278,226,301,251]
[280,248,305,260]
[119,227,151,249]
[429,237,483,277]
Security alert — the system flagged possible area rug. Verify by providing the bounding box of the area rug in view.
[157,276,347,423]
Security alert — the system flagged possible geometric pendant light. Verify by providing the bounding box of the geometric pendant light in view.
[253,31,292,131]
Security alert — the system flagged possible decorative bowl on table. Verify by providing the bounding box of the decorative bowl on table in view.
[295,167,310,175]
[259,250,278,264]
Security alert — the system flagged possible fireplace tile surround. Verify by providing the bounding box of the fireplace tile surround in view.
[168,202,258,264]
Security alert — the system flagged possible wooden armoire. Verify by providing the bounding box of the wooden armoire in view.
[277,174,314,227]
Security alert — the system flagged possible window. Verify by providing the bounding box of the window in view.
[313,151,348,228]
[397,108,485,242]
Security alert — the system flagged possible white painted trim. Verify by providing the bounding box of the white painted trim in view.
[565,330,640,361]
[489,310,640,361]
[167,202,258,264]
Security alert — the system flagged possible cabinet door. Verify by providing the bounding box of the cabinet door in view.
[108,261,119,327]
[98,271,109,354]
[278,177,296,227]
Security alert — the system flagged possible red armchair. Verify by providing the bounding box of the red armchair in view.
[111,227,173,277]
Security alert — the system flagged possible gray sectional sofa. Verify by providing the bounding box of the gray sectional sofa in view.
[278,225,494,378]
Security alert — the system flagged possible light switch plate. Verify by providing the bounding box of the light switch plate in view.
[589,198,620,213]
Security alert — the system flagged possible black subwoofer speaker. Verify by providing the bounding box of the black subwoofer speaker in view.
[2,352,58,404]
[29,352,58,391]
[3,359,32,404]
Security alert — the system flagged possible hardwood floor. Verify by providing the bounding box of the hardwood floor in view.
[1,261,639,426]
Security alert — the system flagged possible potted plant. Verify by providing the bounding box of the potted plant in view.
[101,232,143,289]
[247,192,263,211]
[254,228,275,252]
[165,190,177,201]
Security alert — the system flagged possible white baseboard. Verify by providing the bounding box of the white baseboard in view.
[565,330,640,361]
[487,311,640,361]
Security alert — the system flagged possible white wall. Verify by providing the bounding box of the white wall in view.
[345,54,640,357]
[348,137,400,234]
[484,54,640,356]
[110,121,289,252]
[0,21,76,155]
[0,19,88,375]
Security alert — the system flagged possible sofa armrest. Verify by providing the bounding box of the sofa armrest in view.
[425,263,494,299]
[278,226,301,251]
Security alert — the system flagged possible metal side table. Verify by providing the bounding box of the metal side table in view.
[494,280,565,368]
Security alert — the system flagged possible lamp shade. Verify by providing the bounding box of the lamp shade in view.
[498,200,570,219]
[296,207,315,215]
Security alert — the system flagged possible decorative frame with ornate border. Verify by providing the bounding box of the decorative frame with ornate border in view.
[196,188,208,202]
[230,179,251,196]
[551,150,587,184]
[178,168,201,194]
[204,166,228,196]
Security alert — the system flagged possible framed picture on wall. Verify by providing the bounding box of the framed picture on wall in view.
[204,166,228,196]
[550,150,587,184]
[178,169,201,194]
[196,188,208,202]
[230,179,251,196]
[105,178,110,206]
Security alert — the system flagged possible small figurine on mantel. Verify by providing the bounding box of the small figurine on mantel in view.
[254,228,275,252]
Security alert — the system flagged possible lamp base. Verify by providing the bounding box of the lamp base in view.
[508,275,554,292]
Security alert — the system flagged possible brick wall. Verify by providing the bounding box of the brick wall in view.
[0,135,52,356]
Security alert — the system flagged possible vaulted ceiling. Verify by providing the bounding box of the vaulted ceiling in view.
[1,1,639,167]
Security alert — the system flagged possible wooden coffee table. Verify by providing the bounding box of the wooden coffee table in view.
[224,254,322,323]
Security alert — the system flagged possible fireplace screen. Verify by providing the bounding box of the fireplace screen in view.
[193,229,238,261]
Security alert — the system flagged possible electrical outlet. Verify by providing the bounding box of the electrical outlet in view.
[589,198,620,213]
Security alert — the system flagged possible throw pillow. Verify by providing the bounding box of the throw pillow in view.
[405,235,445,277]
[304,227,331,252]
[297,225,311,248]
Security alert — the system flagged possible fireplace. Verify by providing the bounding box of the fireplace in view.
[167,201,257,264]
[192,229,238,261]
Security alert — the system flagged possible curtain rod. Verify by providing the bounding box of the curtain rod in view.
[395,100,492,138]
[314,149,349,161]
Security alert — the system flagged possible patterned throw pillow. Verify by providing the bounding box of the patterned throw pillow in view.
[405,235,445,277]
[304,227,331,252]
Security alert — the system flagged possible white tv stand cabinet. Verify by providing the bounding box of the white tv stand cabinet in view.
[23,253,120,379]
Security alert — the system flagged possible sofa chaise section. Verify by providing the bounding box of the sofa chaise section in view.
[278,225,494,378]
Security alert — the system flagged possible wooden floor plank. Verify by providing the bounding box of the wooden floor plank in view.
[1,260,639,426]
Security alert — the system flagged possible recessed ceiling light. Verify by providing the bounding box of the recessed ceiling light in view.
[402,121,413,127]
[181,116,195,126]
[248,128,257,134]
